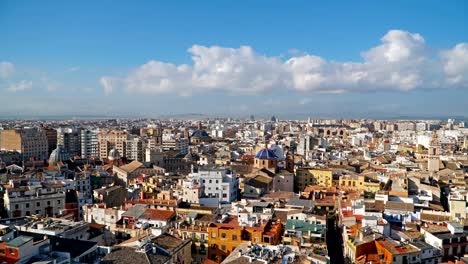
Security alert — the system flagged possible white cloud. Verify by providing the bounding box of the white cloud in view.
[441,43,468,86]
[68,66,80,72]
[100,76,119,95]
[0,62,14,78]
[100,30,468,95]
[8,80,33,92]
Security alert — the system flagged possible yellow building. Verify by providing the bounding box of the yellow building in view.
[295,168,333,192]
[339,174,381,192]
[207,216,283,262]
[97,129,128,159]
[0,128,48,160]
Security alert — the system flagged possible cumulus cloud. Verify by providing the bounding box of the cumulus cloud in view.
[100,30,468,95]
[8,80,33,92]
[0,61,14,78]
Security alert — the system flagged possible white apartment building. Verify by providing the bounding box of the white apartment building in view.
[3,180,66,218]
[184,168,239,203]
[80,129,98,158]
[126,135,145,161]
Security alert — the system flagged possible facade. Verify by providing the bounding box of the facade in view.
[3,181,66,218]
[80,129,99,158]
[93,186,127,208]
[185,168,239,203]
[297,135,318,157]
[295,168,333,192]
[339,175,381,192]
[82,204,125,229]
[43,126,57,155]
[207,215,283,262]
[0,128,48,160]
[125,135,145,162]
[57,128,81,157]
[98,129,128,160]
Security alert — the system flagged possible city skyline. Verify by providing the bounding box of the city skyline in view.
[1,1,467,118]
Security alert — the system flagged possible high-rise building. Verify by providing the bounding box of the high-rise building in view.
[57,128,81,157]
[297,135,317,156]
[98,129,128,159]
[42,126,57,155]
[0,128,48,160]
[126,135,145,161]
[80,129,99,158]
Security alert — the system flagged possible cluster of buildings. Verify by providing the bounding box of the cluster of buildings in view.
[0,117,467,263]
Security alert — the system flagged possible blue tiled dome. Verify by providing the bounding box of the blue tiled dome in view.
[255,148,278,159]
[49,146,70,163]
[191,129,210,139]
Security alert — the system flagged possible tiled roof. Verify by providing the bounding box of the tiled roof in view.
[119,160,143,173]
[385,201,414,212]
[140,209,175,221]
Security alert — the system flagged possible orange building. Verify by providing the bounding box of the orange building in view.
[207,215,283,262]
[375,239,420,264]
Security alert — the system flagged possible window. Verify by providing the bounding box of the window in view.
[47,201,51,206]
[221,233,226,239]
[9,248,14,254]
[26,203,29,208]
[57,200,61,204]
[232,235,237,241]
[36,210,40,214]
[15,204,19,209]
[211,232,216,238]
[36,202,40,207]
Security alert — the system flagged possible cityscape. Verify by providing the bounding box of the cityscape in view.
[1,1,468,264]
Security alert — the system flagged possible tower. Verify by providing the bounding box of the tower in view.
[428,130,440,173]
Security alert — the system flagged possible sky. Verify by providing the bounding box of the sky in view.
[0,1,467,119]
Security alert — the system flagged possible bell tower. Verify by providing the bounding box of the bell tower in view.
[428,130,440,173]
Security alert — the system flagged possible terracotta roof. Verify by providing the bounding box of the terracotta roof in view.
[140,209,175,221]
[385,201,414,212]
[118,160,143,173]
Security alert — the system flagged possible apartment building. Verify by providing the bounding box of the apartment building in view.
[98,129,128,159]
[3,180,66,218]
[295,168,333,192]
[0,128,48,160]
[57,128,81,157]
[80,129,99,158]
[185,168,239,203]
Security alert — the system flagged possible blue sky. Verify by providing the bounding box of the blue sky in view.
[1,1,467,118]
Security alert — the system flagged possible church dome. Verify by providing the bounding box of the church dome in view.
[255,148,278,159]
[49,145,70,164]
[191,129,210,139]
[108,147,121,161]
[269,144,285,160]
